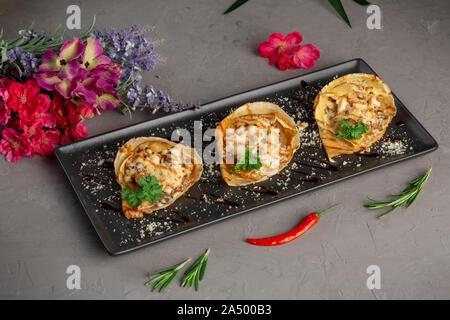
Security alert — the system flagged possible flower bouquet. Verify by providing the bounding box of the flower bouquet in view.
[0,18,196,162]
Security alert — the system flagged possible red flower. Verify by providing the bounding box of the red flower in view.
[276,54,296,71]
[0,77,96,162]
[66,102,82,126]
[0,128,33,162]
[60,128,74,145]
[0,77,12,89]
[0,86,10,126]
[19,93,56,128]
[31,129,60,156]
[258,32,320,71]
[78,104,94,120]
[292,44,320,69]
[6,79,40,112]
[49,94,69,126]
[70,122,88,140]
[20,119,43,139]
[258,32,303,65]
[60,122,88,145]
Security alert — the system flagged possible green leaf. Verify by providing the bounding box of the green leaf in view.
[199,257,208,280]
[334,119,369,140]
[121,175,164,208]
[328,0,352,28]
[232,147,262,173]
[181,249,210,291]
[145,273,166,285]
[352,0,371,6]
[145,258,191,293]
[224,0,249,15]
[194,271,199,291]
[80,15,96,41]
[159,272,177,293]
[11,62,23,78]
[364,167,432,218]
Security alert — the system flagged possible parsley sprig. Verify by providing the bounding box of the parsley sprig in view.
[232,147,262,173]
[364,167,432,218]
[121,175,164,208]
[334,118,369,140]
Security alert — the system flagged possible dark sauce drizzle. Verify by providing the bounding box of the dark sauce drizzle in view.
[186,193,240,207]
[99,161,114,169]
[303,145,323,151]
[199,180,224,186]
[172,210,190,223]
[99,202,188,224]
[279,173,321,184]
[238,185,278,196]
[354,151,379,158]
[99,202,121,212]
[294,156,339,172]
[147,215,186,224]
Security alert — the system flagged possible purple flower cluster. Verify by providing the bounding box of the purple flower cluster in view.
[93,26,197,113]
[91,25,164,81]
[1,29,53,80]
[1,23,199,115]
[2,47,39,79]
[18,28,49,41]
[124,75,199,113]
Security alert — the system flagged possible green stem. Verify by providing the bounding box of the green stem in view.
[315,202,343,218]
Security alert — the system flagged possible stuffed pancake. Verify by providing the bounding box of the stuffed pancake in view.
[313,73,396,159]
[215,102,300,186]
[114,137,203,218]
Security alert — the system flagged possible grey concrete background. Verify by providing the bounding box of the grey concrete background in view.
[0,0,449,299]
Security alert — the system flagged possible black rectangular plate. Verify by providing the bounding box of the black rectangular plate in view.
[55,59,438,255]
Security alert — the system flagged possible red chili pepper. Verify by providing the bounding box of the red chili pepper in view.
[246,202,342,246]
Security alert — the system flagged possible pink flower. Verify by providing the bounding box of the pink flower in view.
[60,128,74,145]
[258,32,320,71]
[80,38,112,71]
[20,120,43,139]
[30,129,60,156]
[38,38,84,73]
[0,86,11,126]
[78,104,94,120]
[276,54,296,71]
[49,94,69,126]
[0,128,33,162]
[35,38,120,111]
[292,44,320,69]
[60,122,88,145]
[70,122,88,141]
[258,32,303,65]
[0,77,12,89]
[19,93,56,128]
[5,79,40,112]
[66,102,82,126]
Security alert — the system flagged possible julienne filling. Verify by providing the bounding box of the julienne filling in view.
[122,144,194,206]
[223,115,290,177]
[323,83,394,146]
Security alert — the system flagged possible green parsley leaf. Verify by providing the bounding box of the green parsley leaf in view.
[121,186,141,208]
[121,175,164,208]
[334,119,369,140]
[232,147,262,173]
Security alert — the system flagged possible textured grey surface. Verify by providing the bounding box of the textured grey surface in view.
[0,0,449,299]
